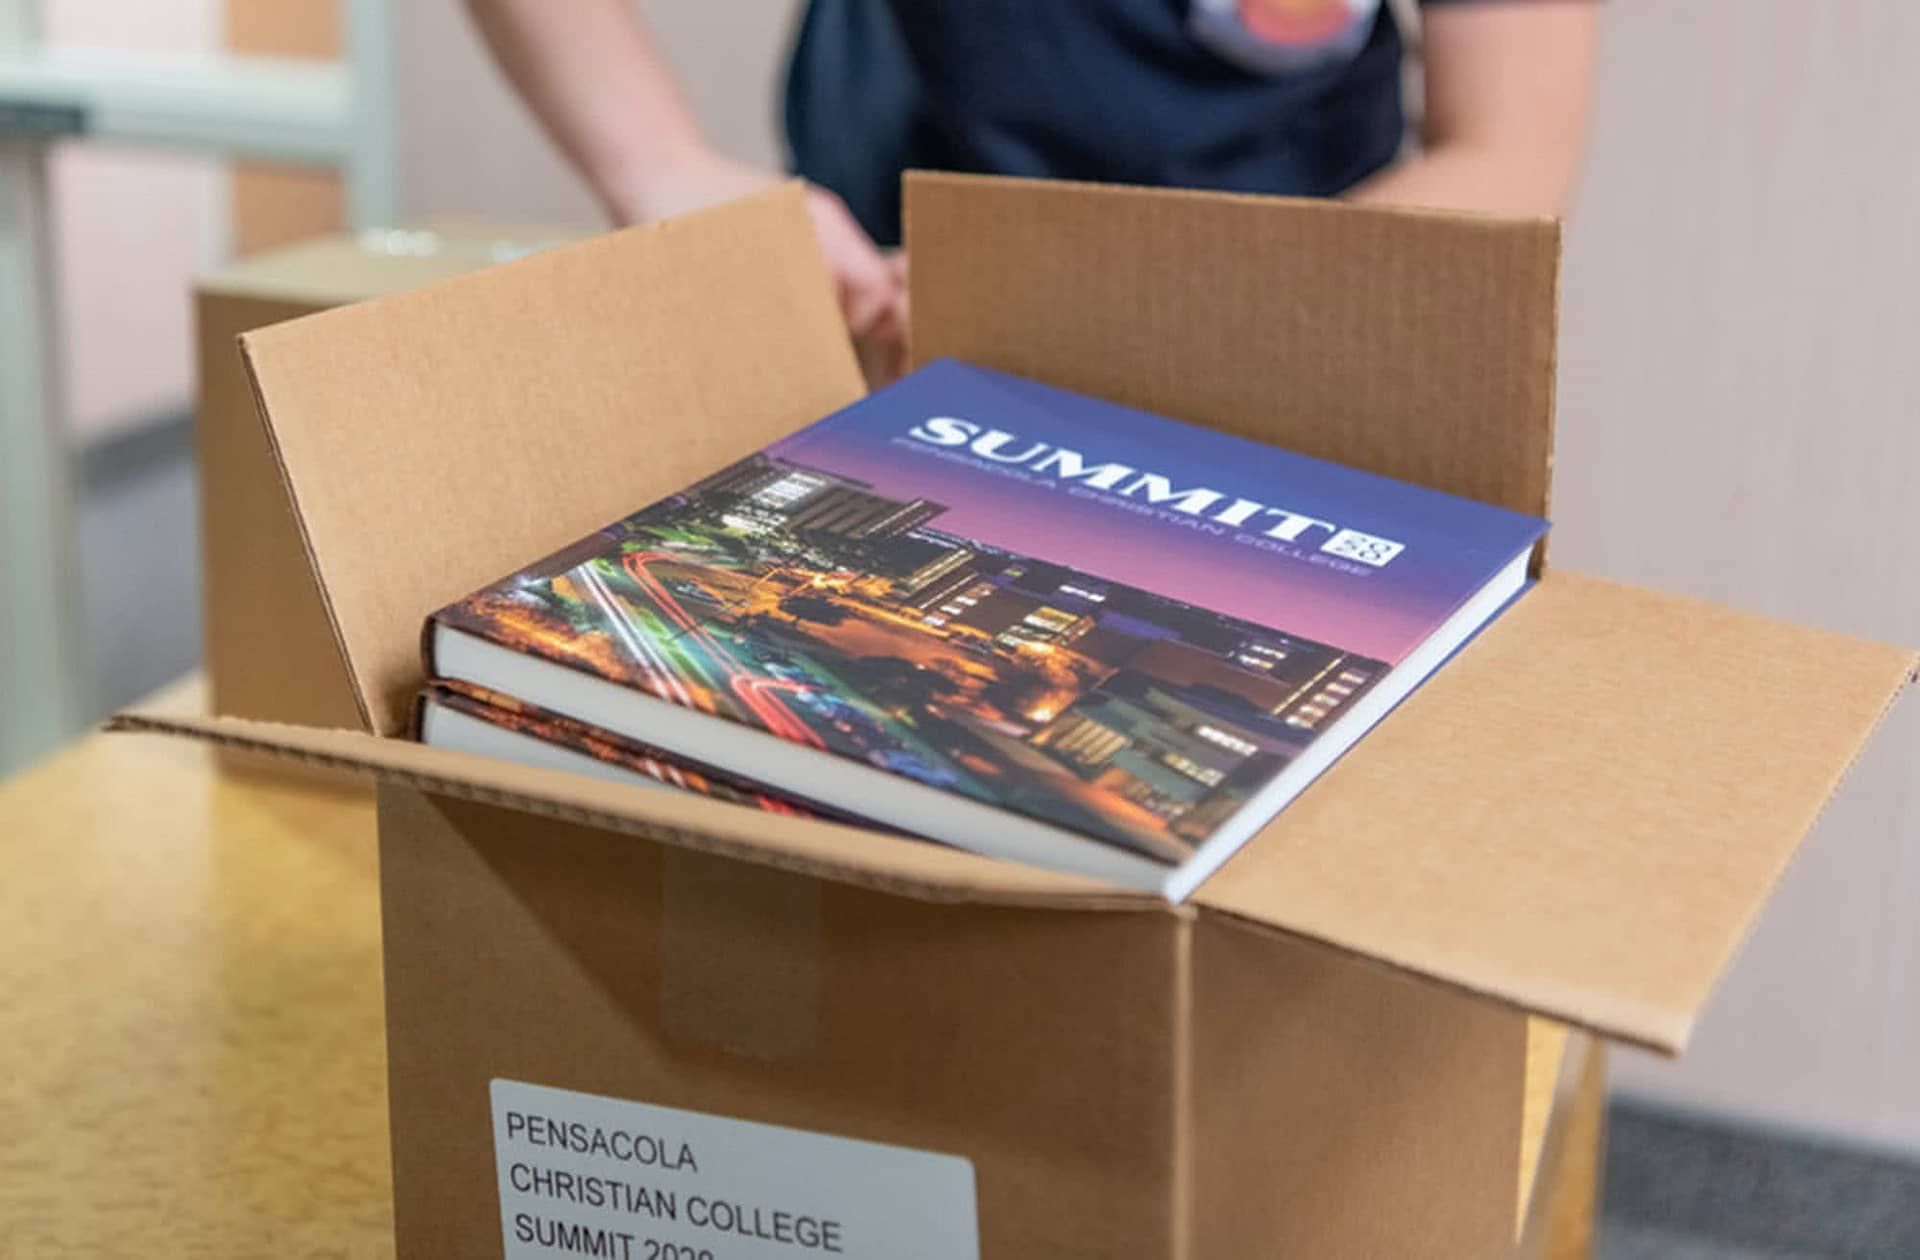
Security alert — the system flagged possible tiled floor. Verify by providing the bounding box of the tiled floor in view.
[70,416,1920,1259]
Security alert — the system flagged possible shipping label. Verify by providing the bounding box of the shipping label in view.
[491,1079,979,1259]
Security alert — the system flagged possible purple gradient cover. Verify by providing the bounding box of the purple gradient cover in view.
[769,359,1545,666]
[434,359,1545,862]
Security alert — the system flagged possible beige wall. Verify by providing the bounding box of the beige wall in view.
[1555,1,1920,1147]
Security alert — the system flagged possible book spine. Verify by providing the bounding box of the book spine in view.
[419,612,443,683]
[408,685,436,741]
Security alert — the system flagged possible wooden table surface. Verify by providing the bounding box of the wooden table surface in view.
[0,675,1593,1257]
[1,678,389,1257]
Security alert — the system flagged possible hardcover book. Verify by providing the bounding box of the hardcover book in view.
[416,680,819,817]
[423,359,1547,898]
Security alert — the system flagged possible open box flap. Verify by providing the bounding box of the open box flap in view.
[169,173,1917,1052]
[1192,573,1916,1053]
[236,184,865,737]
[902,174,1917,1053]
[906,172,1561,525]
[107,707,1153,910]
[108,565,1916,1051]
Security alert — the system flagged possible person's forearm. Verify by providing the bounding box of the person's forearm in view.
[1346,138,1584,217]
[465,0,708,223]
[465,0,904,381]
[1349,0,1600,217]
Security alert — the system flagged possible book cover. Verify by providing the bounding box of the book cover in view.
[418,680,819,818]
[430,359,1545,865]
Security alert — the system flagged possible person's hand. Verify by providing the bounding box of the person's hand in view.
[616,147,907,386]
[805,188,909,387]
[860,250,909,387]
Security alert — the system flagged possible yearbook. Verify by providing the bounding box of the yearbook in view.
[416,680,819,817]
[422,359,1547,898]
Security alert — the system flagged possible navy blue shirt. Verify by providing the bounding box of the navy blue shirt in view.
[786,0,1485,245]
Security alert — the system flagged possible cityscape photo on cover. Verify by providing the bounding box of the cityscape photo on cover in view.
[436,361,1540,861]
[424,680,818,818]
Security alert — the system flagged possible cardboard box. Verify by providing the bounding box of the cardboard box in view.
[196,224,578,730]
[126,176,1917,1258]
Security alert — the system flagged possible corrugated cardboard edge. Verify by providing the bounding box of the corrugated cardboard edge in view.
[1536,219,1563,577]
[1204,650,1919,1056]
[235,339,377,732]
[903,170,1561,541]
[906,170,1560,239]
[106,708,1165,915]
[194,287,365,733]
[231,184,864,736]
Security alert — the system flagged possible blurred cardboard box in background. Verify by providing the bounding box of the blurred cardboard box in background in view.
[196,223,577,732]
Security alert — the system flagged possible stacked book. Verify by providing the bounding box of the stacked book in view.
[417,360,1545,900]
